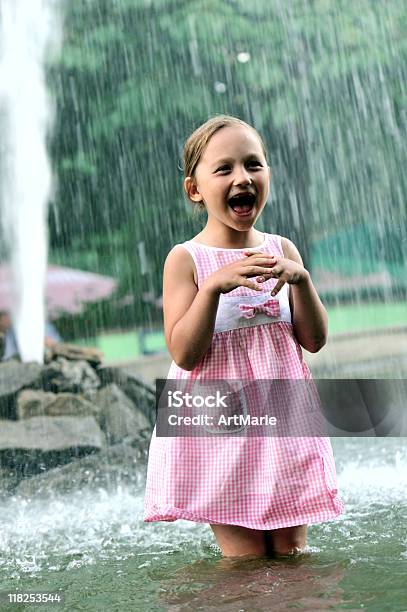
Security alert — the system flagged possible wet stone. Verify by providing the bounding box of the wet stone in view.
[0,359,43,397]
[92,383,151,445]
[14,439,149,498]
[41,356,101,394]
[96,366,155,426]
[46,342,103,367]
[0,415,105,452]
[17,389,100,420]
[0,360,43,419]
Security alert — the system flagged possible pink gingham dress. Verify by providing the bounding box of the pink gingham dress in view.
[143,233,345,529]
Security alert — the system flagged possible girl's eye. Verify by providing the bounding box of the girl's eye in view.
[215,161,262,172]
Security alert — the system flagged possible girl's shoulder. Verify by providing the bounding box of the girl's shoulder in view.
[258,232,285,256]
[165,243,198,285]
[265,234,304,262]
[278,236,304,264]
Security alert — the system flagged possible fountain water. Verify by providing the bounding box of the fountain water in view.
[0,0,61,363]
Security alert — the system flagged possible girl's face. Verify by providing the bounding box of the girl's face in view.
[185,126,271,232]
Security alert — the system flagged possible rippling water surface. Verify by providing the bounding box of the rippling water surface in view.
[0,438,406,611]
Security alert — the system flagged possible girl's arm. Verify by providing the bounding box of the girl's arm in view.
[281,237,328,353]
[163,246,220,370]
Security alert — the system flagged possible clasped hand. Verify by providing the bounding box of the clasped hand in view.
[204,252,308,295]
[245,251,309,296]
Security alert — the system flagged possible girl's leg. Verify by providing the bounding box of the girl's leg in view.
[265,524,308,557]
[210,524,268,558]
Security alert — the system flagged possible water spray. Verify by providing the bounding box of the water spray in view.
[0,0,61,363]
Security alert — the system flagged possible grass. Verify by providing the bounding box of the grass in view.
[327,301,407,334]
[72,301,407,362]
[73,329,167,361]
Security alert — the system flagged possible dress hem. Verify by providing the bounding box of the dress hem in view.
[143,499,345,531]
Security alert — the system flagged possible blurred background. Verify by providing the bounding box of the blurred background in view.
[2,0,406,378]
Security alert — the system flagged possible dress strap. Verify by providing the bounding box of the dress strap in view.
[264,233,284,257]
[174,242,203,287]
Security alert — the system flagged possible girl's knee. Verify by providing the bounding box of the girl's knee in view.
[271,543,304,557]
[210,524,268,558]
[266,525,308,556]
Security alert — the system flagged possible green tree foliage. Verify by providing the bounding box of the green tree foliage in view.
[48,0,407,329]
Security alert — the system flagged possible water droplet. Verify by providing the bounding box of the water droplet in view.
[214,81,226,94]
[237,52,250,63]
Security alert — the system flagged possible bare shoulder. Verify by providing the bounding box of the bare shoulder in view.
[280,236,304,265]
[163,245,199,347]
[164,245,198,286]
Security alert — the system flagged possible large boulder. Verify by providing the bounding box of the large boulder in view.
[0,415,105,452]
[0,416,105,478]
[92,383,151,444]
[15,438,149,497]
[0,359,43,419]
[96,366,155,426]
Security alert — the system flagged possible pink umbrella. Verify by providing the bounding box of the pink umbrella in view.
[0,263,118,316]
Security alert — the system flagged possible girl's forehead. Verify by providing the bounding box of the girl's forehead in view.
[202,126,264,162]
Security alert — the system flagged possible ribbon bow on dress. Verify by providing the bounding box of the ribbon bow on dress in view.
[238,298,280,320]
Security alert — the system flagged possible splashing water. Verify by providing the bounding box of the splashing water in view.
[0,0,61,363]
[0,439,406,610]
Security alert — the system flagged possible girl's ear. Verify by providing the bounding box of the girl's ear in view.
[184,176,203,203]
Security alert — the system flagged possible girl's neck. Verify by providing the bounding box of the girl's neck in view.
[192,225,265,249]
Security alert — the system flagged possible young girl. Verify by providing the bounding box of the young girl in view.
[143,115,344,558]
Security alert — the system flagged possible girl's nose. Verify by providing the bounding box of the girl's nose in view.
[233,166,252,185]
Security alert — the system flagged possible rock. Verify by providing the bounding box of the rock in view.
[0,416,105,452]
[46,343,103,367]
[0,415,106,479]
[15,439,149,497]
[41,357,101,394]
[0,359,155,495]
[0,359,43,396]
[96,366,156,426]
[92,383,151,444]
[17,389,56,417]
[17,389,100,420]
[0,360,42,419]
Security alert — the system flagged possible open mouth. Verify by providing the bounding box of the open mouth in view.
[228,192,256,216]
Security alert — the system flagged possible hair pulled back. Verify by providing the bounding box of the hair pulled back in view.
[183,115,268,181]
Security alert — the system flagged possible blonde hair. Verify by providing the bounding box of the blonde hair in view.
[183,115,268,211]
